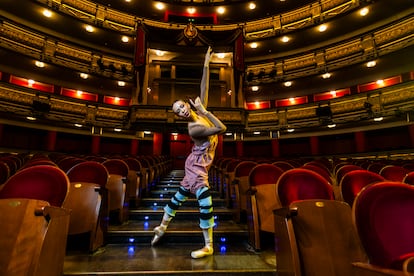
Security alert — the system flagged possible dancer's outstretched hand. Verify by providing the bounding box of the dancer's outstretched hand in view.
[204,46,213,67]
[189,97,208,115]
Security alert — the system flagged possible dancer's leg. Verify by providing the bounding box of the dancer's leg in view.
[151,186,191,245]
[191,186,215,258]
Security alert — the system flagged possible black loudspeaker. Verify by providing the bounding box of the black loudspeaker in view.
[316,106,332,118]
[32,100,51,113]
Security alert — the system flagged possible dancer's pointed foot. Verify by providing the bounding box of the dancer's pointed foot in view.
[151,225,166,246]
[191,245,214,259]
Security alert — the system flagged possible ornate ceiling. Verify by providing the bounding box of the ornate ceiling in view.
[0,0,413,137]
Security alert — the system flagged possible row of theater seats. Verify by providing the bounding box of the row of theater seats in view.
[210,156,414,275]
[0,153,171,276]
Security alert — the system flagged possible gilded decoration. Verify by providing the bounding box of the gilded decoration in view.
[248,112,278,123]
[136,109,168,120]
[213,111,243,122]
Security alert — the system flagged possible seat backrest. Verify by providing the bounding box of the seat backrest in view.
[403,171,414,185]
[57,157,84,173]
[0,198,49,275]
[336,164,363,184]
[249,164,284,186]
[0,165,69,207]
[0,161,10,185]
[123,158,142,172]
[234,161,258,178]
[102,159,129,177]
[67,161,109,187]
[226,159,240,173]
[367,162,385,174]
[353,182,414,270]
[276,168,334,207]
[339,169,385,206]
[301,163,332,184]
[272,161,295,171]
[274,199,368,276]
[379,165,410,182]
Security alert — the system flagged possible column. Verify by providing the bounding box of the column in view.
[153,132,163,155]
[354,131,366,153]
[236,140,243,158]
[91,135,100,155]
[0,123,3,146]
[216,135,224,158]
[409,124,414,147]
[271,139,280,158]
[310,136,319,155]
[130,139,139,156]
[46,130,57,152]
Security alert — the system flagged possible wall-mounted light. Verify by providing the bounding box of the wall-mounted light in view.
[35,61,45,68]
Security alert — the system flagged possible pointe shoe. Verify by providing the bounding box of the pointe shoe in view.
[191,245,214,259]
[151,225,166,246]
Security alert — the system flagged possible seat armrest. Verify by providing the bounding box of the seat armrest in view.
[247,186,257,195]
[352,262,411,276]
[403,256,414,273]
[273,206,298,219]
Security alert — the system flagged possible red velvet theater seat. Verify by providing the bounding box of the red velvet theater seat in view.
[339,169,385,206]
[0,165,69,207]
[353,182,414,274]
[246,163,284,251]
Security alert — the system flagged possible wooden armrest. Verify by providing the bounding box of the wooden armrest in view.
[352,262,411,276]
[403,256,414,273]
[247,186,257,195]
[273,207,298,218]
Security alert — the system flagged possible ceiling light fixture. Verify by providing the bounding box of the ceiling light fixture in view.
[155,50,165,56]
[249,3,256,10]
[35,61,45,68]
[322,72,331,79]
[250,42,258,49]
[155,2,165,10]
[217,53,225,59]
[85,25,94,33]
[281,36,290,43]
[318,24,328,32]
[42,9,52,18]
[366,61,377,68]
[359,7,369,16]
[121,36,129,43]
[217,7,225,14]
[80,73,88,79]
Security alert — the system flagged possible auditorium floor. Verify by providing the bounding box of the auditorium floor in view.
[63,241,276,275]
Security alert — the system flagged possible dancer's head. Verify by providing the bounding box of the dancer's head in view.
[172,100,192,118]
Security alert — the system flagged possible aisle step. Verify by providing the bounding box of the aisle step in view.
[107,220,248,244]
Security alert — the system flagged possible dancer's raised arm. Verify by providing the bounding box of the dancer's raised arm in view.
[200,46,213,107]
